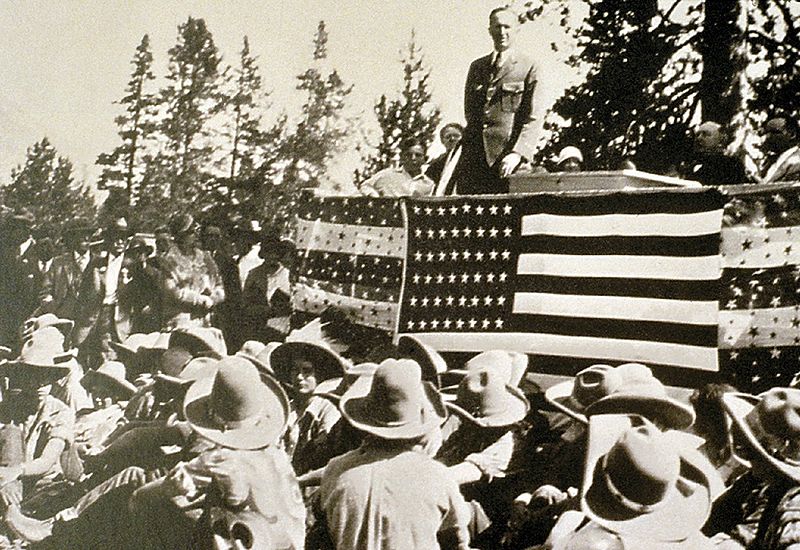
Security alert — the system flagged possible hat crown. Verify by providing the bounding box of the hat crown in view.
[603,426,680,510]
[209,358,264,424]
[367,359,425,426]
[457,365,509,418]
[573,364,621,407]
[97,361,127,381]
[757,388,800,436]
[466,350,513,383]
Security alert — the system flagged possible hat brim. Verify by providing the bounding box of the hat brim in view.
[183,372,289,450]
[81,370,136,399]
[585,393,695,430]
[0,362,70,382]
[544,380,588,424]
[234,352,275,378]
[168,331,224,359]
[270,342,345,385]
[398,335,447,388]
[722,392,800,483]
[581,415,713,542]
[340,381,446,440]
[109,341,139,360]
[446,385,530,428]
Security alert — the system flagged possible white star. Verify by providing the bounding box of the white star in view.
[446,295,455,306]
[430,319,440,329]
[503,204,512,215]
[468,318,478,328]
[503,227,512,237]
[499,273,508,283]
[771,348,782,359]
[413,206,421,215]
[421,297,430,307]
[475,251,484,261]
[448,273,457,283]
[497,295,507,305]
[436,274,445,284]
[439,228,448,238]
[771,296,782,307]
[410,296,418,306]
[437,251,447,261]
[407,320,415,329]
[501,250,511,260]
[451,228,460,238]
[486,273,495,283]
[475,205,484,215]
[463,227,472,237]
[419,319,427,329]
[424,274,432,284]
[450,250,460,261]
[462,250,471,260]
[473,273,482,283]
[476,227,486,237]
[484,295,493,306]
[489,227,499,238]
[425,206,433,215]
[461,273,470,283]
[433,296,442,307]
[427,229,435,238]
[494,318,504,328]
[458,296,467,306]
[725,299,737,310]
[443,318,452,329]
[482,319,491,329]
[414,251,423,261]
[456,318,465,329]
[437,207,446,216]
[729,350,739,360]
[490,205,499,215]
[489,250,499,260]
[413,274,421,284]
[462,203,471,213]
[470,296,480,307]
[450,205,459,215]
[426,252,435,262]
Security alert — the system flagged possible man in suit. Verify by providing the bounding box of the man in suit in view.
[0,210,40,350]
[451,6,539,195]
[38,220,93,320]
[425,123,464,196]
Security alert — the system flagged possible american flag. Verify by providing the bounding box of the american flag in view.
[397,190,725,384]
[719,183,800,392]
[292,191,405,331]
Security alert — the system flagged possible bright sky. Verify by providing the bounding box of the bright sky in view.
[0,1,580,186]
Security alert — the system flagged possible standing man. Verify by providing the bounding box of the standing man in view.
[361,140,435,197]
[38,219,93,320]
[452,6,539,195]
[0,210,40,350]
[688,121,747,185]
[426,123,464,196]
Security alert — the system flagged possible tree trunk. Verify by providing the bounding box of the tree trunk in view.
[698,0,745,125]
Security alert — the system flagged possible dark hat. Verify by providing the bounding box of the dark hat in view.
[168,213,195,235]
[340,358,446,440]
[269,341,347,386]
[184,356,290,450]
[397,335,447,388]
[81,360,136,399]
[125,235,154,256]
[168,327,227,359]
[104,217,132,238]
[545,364,627,424]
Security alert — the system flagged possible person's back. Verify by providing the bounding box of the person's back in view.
[320,441,470,550]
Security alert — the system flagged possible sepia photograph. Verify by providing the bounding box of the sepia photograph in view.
[0,0,799,548]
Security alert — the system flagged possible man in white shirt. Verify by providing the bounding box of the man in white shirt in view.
[761,116,800,183]
[361,140,435,197]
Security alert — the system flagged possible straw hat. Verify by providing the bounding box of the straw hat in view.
[269,341,347,387]
[446,357,529,428]
[340,358,446,440]
[184,356,290,450]
[81,360,136,399]
[584,364,695,430]
[581,415,715,542]
[722,388,800,483]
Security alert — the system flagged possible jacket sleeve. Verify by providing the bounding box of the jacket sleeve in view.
[510,59,539,161]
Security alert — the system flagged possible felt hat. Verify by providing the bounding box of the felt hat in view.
[152,348,196,384]
[446,356,529,427]
[340,358,446,440]
[397,335,447,388]
[103,217,132,239]
[0,336,72,382]
[313,362,380,404]
[269,341,347,386]
[184,356,290,450]
[234,340,275,377]
[584,364,695,430]
[722,388,800,483]
[125,235,154,256]
[545,364,627,424]
[81,360,137,398]
[22,313,74,343]
[168,327,227,359]
[581,415,715,542]
[110,332,162,361]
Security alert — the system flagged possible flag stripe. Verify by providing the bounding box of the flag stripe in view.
[515,275,719,301]
[516,189,724,216]
[519,234,719,257]
[403,332,719,371]
[297,249,404,288]
[721,226,800,268]
[295,276,401,304]
[719,307,800,349]
[507,314,717,347]
[512,292,718,325]
[517,253,719,280]
[295,218,406,258]
[521,211,721,237]
[292,283,398,330]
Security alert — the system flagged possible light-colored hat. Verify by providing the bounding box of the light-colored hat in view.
[0,335,72,382]
[340,358,446,440]
[581,415,715,542]
[168,327,227,359]
[584,364,695,430]
[184,356,290,450]
[22,313,74,342]
[235,340,275,378]
[722,388,800,483]
[397,335,448,388]
[81,360,136,398]
[446,356,529,428]
[110,332,162,359]
[557,146,583,166]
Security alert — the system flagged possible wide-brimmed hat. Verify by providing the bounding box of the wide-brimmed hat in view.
[545,364,628,424]
[397,335,448,388]
[169,327,227,359]
[313,362,380,404]
[156,355,220,388]
[22,314,74,343]
[152,347,195,383]
[581,415,715,542]
[446,357,529,428]
[0,336,72,382]
[584,364,695,430]
[103,217,132,239]
[110,332,162,361]
[184,356,290,450]
[235,340,275,378]
[81,360,137,398]
[340,358,447,440]
[722,388,800,483]
[269,341,347,386]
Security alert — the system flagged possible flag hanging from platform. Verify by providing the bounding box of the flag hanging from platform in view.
[397,190,726,382]
[719,185,800,392]
[292,192,405,331]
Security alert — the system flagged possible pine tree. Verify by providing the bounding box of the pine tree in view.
[96,34,159,206]
[160,17,224,202]
[2,138,95,237]
[358,31,441,181]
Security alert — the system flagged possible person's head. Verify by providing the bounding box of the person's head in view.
[694,121,727,154]
[32,238,55,263]
[169,213,198,250]
[104,218,131,256]
[762,116,798,155]
[1,210,34,248]
[201,224,223,252]
[557,146,584,172]
[439,123,464,153]
[259,229,294,273]
[124,236,154,267]
[154,226,172,255]
[400,140,426,177]
[488,6,519,53]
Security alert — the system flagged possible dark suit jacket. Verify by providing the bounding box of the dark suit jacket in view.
[39,251,86,320]
[73,255,131,348]
[425,153,448,183]
[463,50,539,167]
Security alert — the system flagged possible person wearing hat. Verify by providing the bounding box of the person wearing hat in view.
[72,217,135,370]
[240,227,295,344]
[73,361,134,456]
[270,341,347,475]
[318,358,471,550]
[126,356,305,550]
[157,212,224,330]
[555,146,583,172]
[0,208,40,349]
[117,234,162,334]
[0,336,75,518]
[705,387,800,549]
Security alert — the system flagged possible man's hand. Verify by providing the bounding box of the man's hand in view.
[499,152,522,178]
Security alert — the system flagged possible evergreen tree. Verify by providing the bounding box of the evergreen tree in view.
[358,31,441,181]
[96,34,159,206]
[160,17,224,202]
[2,138,95,237]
